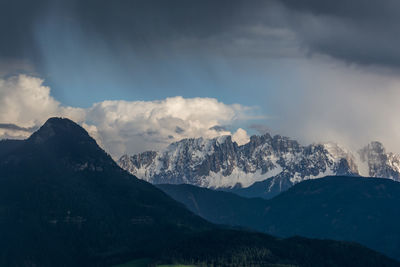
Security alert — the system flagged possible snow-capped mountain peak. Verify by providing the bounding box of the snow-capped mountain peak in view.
[120,133,397,193]
[118,134,400,199]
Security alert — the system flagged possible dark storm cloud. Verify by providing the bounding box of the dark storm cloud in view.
[175,126,185,134]
[209,125,228,132]
[249,124,272,135]
[0,123,37,132]
[279,0,400,19]
[71,0,239,40]
[279,0,400,67]
[0,0,242,63]
[0,0,46,59]
[2,0,400,70]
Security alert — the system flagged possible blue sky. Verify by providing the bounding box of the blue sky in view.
[34,14,299,112]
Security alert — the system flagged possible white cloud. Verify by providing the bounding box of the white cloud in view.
[2,66,400,161]
[0,75,253,157]
[84,97,252,157]
[232,128,250,145]
[267,56,400,154]
[0,75,85,139]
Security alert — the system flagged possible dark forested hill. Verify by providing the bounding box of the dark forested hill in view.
[158,176,400,261]
[157,183,268,229]
[0,118,211,266]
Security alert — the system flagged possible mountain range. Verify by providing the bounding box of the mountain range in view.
[158,176,400,261]
[1,118,396,266]
[119,134,400,198]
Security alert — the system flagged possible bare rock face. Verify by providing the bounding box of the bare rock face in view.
[359,141,400,180]
[118,133,368,197]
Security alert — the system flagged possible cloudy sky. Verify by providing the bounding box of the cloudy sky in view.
[1,0,400,157]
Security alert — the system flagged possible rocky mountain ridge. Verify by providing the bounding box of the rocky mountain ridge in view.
[118,133,400,197]
[359,141,400,180]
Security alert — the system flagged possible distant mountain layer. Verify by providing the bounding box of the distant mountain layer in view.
[119,134,400,198]
[2,118,396,266]
[158,176,400,261]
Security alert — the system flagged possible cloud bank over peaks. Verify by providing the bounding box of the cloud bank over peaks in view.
[85,97,252,156]
[0,75,253,157]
